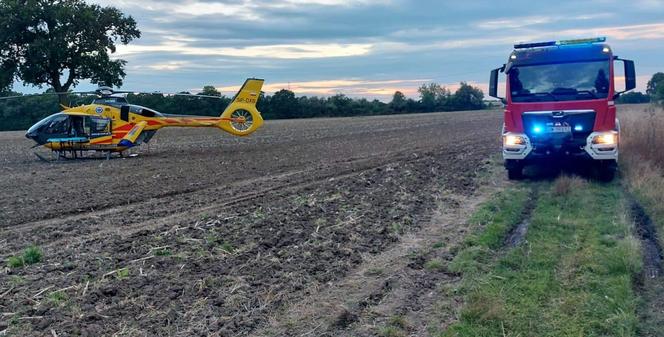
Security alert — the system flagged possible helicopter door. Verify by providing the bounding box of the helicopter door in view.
[85,116,112,138]
[68,116,87,137]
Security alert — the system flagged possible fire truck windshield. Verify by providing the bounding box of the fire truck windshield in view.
[509,60,610,102]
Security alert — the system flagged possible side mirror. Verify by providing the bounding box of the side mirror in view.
[489,67,504,99]
[614,58,636,99]
[623,59,636,92]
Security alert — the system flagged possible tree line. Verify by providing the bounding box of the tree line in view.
[0,82,486,131]
[614,72,664,104]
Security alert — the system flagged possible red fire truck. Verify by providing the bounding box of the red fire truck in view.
[489,37,636,180]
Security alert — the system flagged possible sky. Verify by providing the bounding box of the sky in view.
[19,0,664,100]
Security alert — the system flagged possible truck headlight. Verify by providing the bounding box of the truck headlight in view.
[591,132,618,145]
[504,134,526,146]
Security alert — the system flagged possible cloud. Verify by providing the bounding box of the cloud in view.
[17,0,664,97]
[146,61,191,71]
[94,0,390,22]
[475,13,613,30]
[376,22,664,55]
[211,78,427,98]
[116,41,373,59]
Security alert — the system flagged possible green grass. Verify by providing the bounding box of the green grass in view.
[116,268,130,279]
[424,259,444,272]
[432,241,445,249]
[444,180,641,337]
[48,291,68,305]
[7,256,24,268]
[6,246,43,268]
[154,248,172,256]
[448,187,530,274]
[379,315,409,337]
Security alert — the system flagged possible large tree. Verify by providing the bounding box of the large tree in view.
[647,72,664,104]
[0,0,140,102]
[452,82,485,110]
[418,83,450,112]
[389,91,407,113]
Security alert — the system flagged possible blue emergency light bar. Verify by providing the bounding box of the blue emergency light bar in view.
[514,37,607,49]
[514,41,556,49]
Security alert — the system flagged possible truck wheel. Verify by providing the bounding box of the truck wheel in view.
[507,166,523,180]
[597,162,616,182]
[597,161,618,183]
[506,160,524,180]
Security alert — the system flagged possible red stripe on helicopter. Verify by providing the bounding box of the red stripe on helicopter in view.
[91,139,113,144]
[113,124,135,131]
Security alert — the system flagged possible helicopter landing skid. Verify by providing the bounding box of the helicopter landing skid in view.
[33,149,137,162]
[33,152,51,163]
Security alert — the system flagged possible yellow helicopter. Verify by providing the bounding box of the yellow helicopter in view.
[17,78,264,160]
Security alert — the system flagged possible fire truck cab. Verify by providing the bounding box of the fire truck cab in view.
[489,37,636,180]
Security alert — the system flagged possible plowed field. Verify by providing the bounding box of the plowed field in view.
[1,110,502,336]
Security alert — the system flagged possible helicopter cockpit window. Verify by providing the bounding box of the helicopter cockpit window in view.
[129,105,160,117]
[44,114,70,135]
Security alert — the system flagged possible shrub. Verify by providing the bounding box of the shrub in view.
[6,246,42,268]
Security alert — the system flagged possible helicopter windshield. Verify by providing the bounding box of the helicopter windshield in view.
[27,113,68,135]
[26,113,112,144]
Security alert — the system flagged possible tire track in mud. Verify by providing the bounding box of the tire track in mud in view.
[626,194,664,336]
[504,186,539,248]
[628,197,664,278]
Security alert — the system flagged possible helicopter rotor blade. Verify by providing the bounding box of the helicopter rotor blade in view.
[172,93,225,99]
[0,91,97,101]
[116,91,226,99]
[1,88,229,101]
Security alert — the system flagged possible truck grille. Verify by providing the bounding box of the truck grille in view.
[522,110,596,152]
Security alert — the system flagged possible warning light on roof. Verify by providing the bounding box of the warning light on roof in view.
[557,37,606,45]
[514,41,557,49]
[513,37,607,50]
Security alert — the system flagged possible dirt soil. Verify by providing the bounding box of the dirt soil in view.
[0,110,502,336]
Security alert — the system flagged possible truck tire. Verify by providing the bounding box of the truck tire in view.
[506,160,524,180]
[597,161,616,182]
[507,166,523,180]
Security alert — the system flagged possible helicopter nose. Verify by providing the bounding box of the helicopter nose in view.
[25,131,38,141]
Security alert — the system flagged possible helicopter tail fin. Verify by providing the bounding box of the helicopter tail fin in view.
[218,78,265,136]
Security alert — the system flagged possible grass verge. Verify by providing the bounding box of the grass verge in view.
[621,105,664,249]
[444,179,641,336]
[619,104,664,336]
